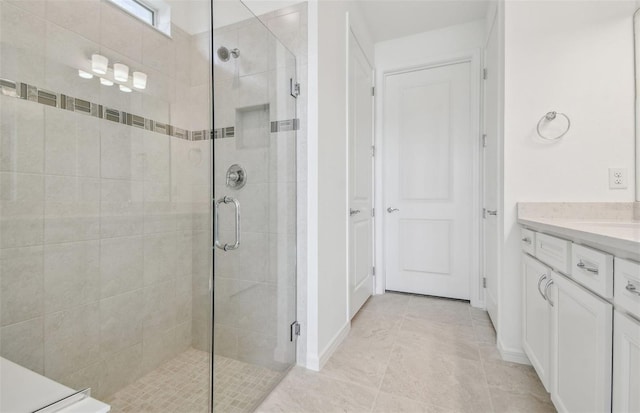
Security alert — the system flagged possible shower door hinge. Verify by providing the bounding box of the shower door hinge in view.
[372,145,376,157]
[483,277,487,288]
[372,86,375,96]
[481,134,487,148]
[372,266,376,276]
[290,79,301,98]
[483,68,488,80]
[372,208,375,217]
[290,321,301,341]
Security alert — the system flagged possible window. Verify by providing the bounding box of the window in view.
[110,0,155,26]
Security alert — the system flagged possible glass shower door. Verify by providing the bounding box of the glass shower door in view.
[212,1,298,410]
[0,0,214,411]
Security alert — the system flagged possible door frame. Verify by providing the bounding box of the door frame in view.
[345,13,376,320]
[374,49,484,308]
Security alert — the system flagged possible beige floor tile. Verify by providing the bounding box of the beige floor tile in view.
[473,323,497,345]
[401,315,478,345]
[361,291,411,316]
[482,362,548,398]
[257,367,377,413]
[490,387,556,413]
[405,296,473,327]
[261,293,554,413]
[372,392,458,413]
[381,345,493,413]
[396,327,481,363]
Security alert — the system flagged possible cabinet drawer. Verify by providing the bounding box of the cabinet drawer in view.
[521,228,536,255]
[571,244,614,299]
[615,258,640,320]
[535,233,571,274]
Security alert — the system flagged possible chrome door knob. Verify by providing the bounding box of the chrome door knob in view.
[349,209,361,216]
[387,207,399,213]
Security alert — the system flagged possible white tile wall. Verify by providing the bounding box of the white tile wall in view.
[0,0,214,400]
[0,0,308,400]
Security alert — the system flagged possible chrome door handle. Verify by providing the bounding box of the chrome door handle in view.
[626,281,640,296]
[486,209,497,216]
[543,279,554,307]
[349,209,361,216]
[522,237,532,244]
[387,207,399,213]
[213,196,240,251]
[577,261,599,274]
[537,274,548,301]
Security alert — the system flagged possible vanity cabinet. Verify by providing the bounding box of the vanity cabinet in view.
[521,229,615,413]
[612,311,640,413]
[612,258,640,413]
[522,254,552,391]
[550,271,613,413]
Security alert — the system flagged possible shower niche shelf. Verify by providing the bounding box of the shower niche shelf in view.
[236,104,270,149]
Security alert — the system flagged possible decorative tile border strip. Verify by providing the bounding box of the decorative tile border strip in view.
[213,127,235,139]
[270,118,300,133]
[0,77,210,141]
[0,78,300,140]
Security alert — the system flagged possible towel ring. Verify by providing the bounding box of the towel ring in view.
[536,111,570,141]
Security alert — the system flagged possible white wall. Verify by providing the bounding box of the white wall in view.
[305,0,374,370]
[375,19,485,70]
[373,20,486,296]
[500,0,637,357]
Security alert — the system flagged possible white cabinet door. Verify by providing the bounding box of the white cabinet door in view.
[613,311,640,413]
[522,254,552,391]
[551,272,613,413]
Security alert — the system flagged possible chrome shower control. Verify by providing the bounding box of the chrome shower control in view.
[226,164,247,189]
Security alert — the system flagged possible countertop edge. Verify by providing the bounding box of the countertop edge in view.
[518,218,640,260]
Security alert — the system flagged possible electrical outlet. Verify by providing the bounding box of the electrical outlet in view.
[609,168,628,189]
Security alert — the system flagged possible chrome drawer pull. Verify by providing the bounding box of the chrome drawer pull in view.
[626,281,640,296]
[537,274,548,301]
[577,261,599,274]
[522,237,532,244]
[543,279,554,307]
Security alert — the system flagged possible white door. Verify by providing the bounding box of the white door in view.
[550,272,613,413]
[483,20,500,323]
[384,62,473,300]
[613,310,640,413]
[348,29,374,319]
[522,254,552,391]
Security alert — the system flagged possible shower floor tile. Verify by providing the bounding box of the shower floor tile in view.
[104,348,286,413]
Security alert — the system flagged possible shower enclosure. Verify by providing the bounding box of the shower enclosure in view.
[0,0,297,411]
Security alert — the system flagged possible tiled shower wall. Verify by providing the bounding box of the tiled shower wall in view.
[0,0,212,401]
[205,2,307,371]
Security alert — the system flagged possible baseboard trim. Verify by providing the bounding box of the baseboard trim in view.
[497,340,531,365]
[306,321,350,371]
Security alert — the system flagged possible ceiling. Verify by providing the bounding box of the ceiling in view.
[353,0,490,43]
[167,0,304,34]
[167,0,490,40]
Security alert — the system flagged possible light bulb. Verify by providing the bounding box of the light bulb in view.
[113,63,129,82]
[119,85,132,93]
[78,70,93,79]
[91,54,108,75]
[100,78,114,86]
[132,71,147,89]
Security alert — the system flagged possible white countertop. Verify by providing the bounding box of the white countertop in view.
[518,217,640,258]
[0,358,110,413]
